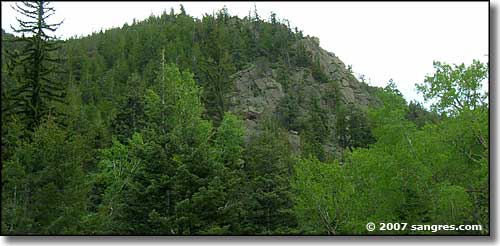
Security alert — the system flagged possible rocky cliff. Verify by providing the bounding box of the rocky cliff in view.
[227,37,379,156]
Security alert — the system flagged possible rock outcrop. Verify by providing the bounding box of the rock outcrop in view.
[227,37,379,155]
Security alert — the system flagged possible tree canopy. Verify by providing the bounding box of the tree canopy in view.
[1,2,489,236]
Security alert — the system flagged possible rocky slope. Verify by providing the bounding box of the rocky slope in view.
[227,36,379,156]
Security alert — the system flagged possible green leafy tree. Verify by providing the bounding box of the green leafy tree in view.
[2,119,89,234]
[416,60,488,232]
[85,133,151,234]
[416,60,488,115]
[430,183,473,226]
[214,112,245,170]
[292,157,352,234]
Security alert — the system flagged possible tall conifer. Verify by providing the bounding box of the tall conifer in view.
[5,1,65,130]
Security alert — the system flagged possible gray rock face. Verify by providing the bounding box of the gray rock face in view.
[295,38,375,107]
[230,64,285,116]
[228,37,378,154]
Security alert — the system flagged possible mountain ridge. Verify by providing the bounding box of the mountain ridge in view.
[2,7,381,159]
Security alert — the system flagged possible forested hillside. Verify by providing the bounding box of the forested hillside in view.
[1,2,489,235]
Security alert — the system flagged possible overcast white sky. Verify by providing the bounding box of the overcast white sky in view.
[1,1,489,104]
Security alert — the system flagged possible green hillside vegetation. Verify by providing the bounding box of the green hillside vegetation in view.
[1,2,488,235]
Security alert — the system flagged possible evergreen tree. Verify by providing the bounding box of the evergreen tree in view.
[198,11,236,124]
[2,119,89,234]
[405,100,440,128]
[0,3,489,235]
[243,120,298,234]
[5,1,65,130]
[336,103,375,151]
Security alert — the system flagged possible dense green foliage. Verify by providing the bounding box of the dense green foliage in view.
[1,2,488,235]
[293,73,488,235]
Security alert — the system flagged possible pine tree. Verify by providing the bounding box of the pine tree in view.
[5,1,65,130]
[198,13,236,124]
[243,119,298,234]
[2,119,89,234]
